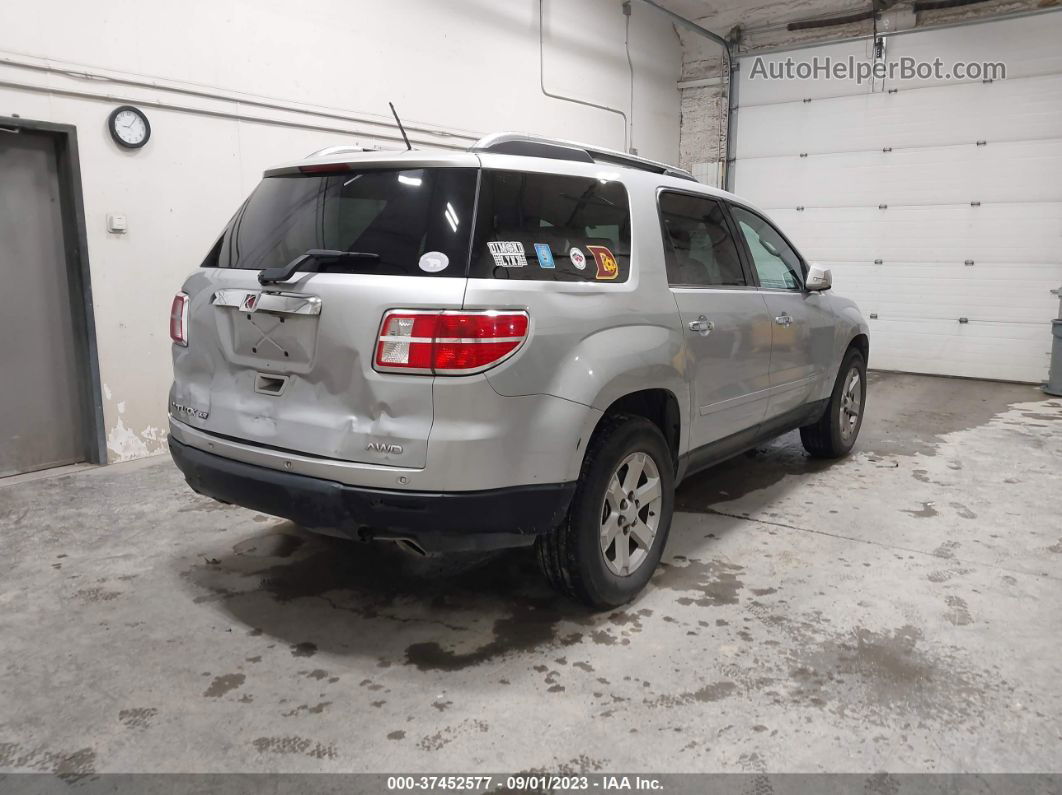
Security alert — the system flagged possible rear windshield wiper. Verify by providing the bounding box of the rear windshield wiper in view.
[258,249,379,285]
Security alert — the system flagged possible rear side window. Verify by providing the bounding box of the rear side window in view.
[469,170,631,282]
[658,192,746,287]
[204,168,477,277]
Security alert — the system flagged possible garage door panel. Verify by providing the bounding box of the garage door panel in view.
[737,139,1062,208]
[734,139,1062,208]
[766,204,1062,264]
[832,273,1061,324]
[867,319,1050,382]
[838,290,1059,325]
[739,39,877,106]
[883,12,1062,91]
[735,74,1062,159]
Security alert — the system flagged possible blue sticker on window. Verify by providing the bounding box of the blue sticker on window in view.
[534,243,555,269]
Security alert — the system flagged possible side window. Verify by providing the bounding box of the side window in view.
[469,170,631,282]
[729,206,803,290]
[658,192,746,287]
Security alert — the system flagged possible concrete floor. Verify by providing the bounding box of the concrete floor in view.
[1,372,1060,775]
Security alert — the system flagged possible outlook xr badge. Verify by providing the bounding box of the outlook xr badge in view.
[534,243,555,269]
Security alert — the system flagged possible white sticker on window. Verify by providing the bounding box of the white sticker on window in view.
[569,247,587,270]
[419,251,449,273]
[487,241,527,268]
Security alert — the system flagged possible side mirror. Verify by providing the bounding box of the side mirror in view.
[805,264,832,292]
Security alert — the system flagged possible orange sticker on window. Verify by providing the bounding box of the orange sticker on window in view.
[587,245,619,281]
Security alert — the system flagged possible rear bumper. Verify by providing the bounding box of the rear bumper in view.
[169,438,575,553]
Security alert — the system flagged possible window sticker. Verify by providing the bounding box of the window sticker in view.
[569,247,587,270]
[533,243,555,269]
[487,241,527,268]
[418,251,449,273]
[587,245,619,281]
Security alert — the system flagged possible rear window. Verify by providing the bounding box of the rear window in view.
[203,168,477,278]
[468,170,631,282]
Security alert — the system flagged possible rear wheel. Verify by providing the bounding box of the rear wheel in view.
[537,415,674,608]
[800,348,866,458]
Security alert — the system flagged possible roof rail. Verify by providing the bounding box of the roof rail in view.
[470,133,697,182]
[305,145,376,158]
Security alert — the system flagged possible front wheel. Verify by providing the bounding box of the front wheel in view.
[537,415,675,608]
[800,348,867,458]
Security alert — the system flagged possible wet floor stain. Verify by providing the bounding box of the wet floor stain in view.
[943,596,974,626]
[417,719,489,752]
[644,681,737,708]
[860,373,1040,457]
[932,541,961,559]
[233,531,305,558]
[902,502,938,519]
[0,742,97,779]
[251,736,336,759]
[203,673,245,698]
[74,586,121,603]
[290,642,317,658]
[404,600,584,671]
[281,702,330,717]
[927,567,971,584]
[675,440,831,511]
[651,557,745,607]
[118,707,158,730]
[181,533,619,669]
[782,622,1006,723]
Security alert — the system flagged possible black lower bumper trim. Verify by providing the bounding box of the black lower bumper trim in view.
[169,438,575,553]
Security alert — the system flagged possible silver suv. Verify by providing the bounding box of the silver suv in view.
[168,133,868,607]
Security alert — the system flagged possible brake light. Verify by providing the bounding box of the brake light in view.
[170,292,189,346]
[299,163,354,174]
[374,310,529,375]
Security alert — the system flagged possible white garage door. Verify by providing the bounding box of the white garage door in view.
[733,12,1062,383]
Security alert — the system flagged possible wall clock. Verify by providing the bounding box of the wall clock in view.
[108,105,151,149]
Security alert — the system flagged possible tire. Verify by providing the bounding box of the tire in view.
[800,347,867,458]
[537,414,675,608]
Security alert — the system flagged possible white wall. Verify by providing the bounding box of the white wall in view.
[0,0,682,462]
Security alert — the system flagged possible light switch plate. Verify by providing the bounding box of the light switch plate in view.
[107,214,128,233]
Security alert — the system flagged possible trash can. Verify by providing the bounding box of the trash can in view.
[1046,319,1062,397]
[1045,287,1062,397]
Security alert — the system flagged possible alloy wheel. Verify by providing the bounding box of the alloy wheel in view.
[839,367,862,443]
[599,452,663,576]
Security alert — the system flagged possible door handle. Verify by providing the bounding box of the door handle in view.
[688,316,714,336]
[774,313,793,327]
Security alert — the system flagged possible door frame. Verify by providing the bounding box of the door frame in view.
[0,115,106,466]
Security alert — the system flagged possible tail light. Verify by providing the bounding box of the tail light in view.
[374,310,529,375]
[170,292,189,346]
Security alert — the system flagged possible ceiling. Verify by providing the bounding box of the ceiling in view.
[653,0,875,35]
[650,0,1049,71]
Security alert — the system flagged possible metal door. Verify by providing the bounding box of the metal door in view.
[658,191,773,449]
[0,130,86,476]
[730,203,835,419]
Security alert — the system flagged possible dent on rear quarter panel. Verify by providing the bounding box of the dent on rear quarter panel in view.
[486,319,690,464]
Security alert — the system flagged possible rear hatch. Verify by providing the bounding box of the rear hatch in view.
[171,157,479,468]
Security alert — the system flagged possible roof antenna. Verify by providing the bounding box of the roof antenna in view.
[389,102,413,151]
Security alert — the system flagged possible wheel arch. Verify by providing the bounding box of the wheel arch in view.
[574,388,683,479]
[848,332,869,365]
